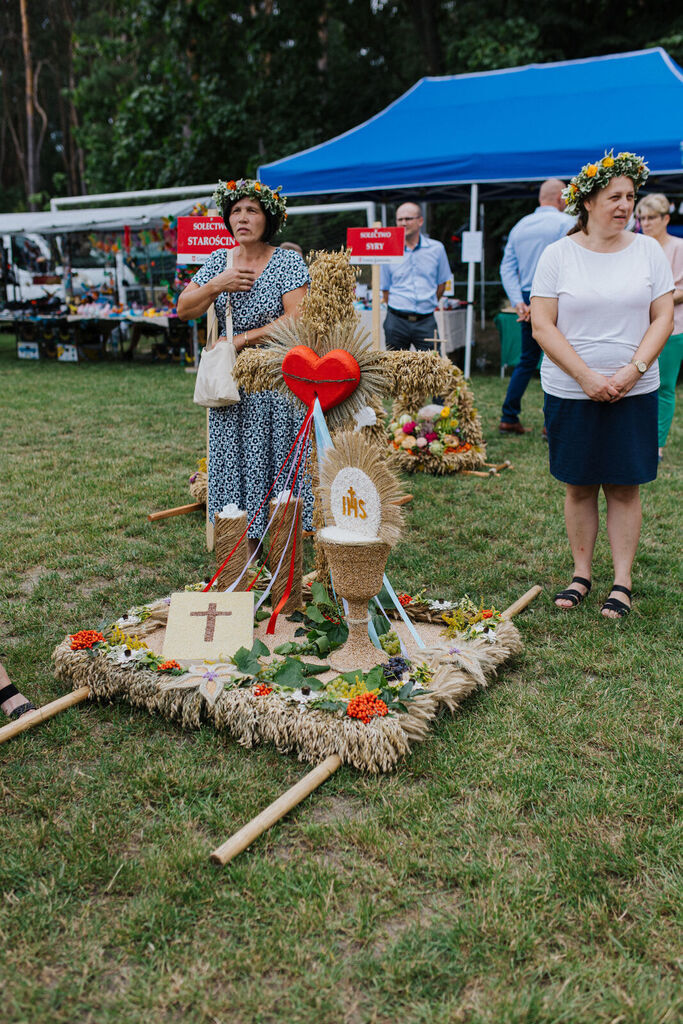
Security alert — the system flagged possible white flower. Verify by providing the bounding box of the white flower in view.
[353,406,377,431]
[417,403,445,421]
[107,646,148,667]
[115,613,142,628]
[217,503,242,519]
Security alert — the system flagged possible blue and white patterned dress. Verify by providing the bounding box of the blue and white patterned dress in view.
[192,247,313,537]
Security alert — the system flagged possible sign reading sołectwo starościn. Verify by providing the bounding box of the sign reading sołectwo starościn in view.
[346,227,405,265]
[177,217,239,265]
[162,592,254,663]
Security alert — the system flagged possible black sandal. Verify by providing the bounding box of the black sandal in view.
[601,585,631,618]
[554,576,592,608]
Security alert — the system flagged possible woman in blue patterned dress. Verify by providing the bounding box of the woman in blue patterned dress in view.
[178,179,312,554]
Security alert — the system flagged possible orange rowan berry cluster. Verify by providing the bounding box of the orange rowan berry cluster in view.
[157,659,181,672]
[346,692,388,724]
[397,593,412,607]
[70,630,105,651]
[253,684,273,696]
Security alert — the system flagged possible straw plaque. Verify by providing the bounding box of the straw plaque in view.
[162,592,254,663]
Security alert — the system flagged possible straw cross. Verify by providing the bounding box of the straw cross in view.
[190,602,232,642]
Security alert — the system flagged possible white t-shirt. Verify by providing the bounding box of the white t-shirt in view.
[531,233,674,399]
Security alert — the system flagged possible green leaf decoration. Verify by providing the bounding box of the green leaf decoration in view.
[310,699,345,712]
[252,639,270,657]
[305,604,327,624]
[310,581,336,608]
[314,634,330,656]
[274,641,300,655]
[365,665,386,691]
[272,658,306,687]
[302,677,325,691]
[398,680,414,700]
[301,661,330,676]
[232,646,262,675]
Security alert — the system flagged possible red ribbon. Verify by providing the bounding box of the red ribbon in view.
[247,410,311,594]
[202,404,314,593]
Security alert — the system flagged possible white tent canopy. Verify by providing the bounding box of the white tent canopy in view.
[0,198,211,236]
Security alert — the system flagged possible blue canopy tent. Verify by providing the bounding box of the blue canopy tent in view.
[259,48,683,200]
[259,48,683,374]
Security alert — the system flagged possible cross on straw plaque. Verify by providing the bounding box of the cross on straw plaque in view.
[162,592,254,663]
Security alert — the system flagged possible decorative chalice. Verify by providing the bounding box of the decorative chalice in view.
[317,432,404,672]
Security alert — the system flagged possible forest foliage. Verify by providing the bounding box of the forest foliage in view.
[2,0,682,211]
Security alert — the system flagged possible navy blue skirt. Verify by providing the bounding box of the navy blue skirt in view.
[543,392,658,486]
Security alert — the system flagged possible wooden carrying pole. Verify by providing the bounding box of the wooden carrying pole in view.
[148,502,203,522]
[0,686,91,745]
[210,754,342,865]
[210,584,542,866]
[501,584,542,620]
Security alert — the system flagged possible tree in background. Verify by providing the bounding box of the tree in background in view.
[1,0,681,210]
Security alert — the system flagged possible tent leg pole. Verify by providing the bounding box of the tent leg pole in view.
[464,183,478,379]
[480,201,485,329]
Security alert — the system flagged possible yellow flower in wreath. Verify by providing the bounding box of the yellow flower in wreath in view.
[602,155,615,168]
[585,164,598,177]
[440,406,451,418]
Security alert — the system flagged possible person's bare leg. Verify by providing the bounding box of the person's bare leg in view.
[555,484,599,607]
[601,484,641,617]
[248,537,260,560]
[0,662,32,717]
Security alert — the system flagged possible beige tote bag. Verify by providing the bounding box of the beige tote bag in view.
[193,248,240,407]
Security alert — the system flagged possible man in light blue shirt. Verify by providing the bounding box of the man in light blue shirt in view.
[499,179,574,433]
[381,201,451,351]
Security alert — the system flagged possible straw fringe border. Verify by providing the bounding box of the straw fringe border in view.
[52,620,521,774]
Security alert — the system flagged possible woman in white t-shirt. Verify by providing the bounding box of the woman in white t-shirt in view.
[531,153,674,619]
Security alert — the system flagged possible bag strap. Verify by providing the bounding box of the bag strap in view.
[205,247,234,351]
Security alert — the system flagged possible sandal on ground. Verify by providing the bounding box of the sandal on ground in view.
[9,701,36,720]
[600,585,632,618]
[553,576,591,609]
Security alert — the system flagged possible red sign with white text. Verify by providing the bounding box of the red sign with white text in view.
[346,226,405,265]
[177,217,238,264]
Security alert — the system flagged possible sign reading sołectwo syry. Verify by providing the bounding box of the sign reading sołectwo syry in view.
[162,592,254,662]
[177,217,239,265]
[346,227,405,265]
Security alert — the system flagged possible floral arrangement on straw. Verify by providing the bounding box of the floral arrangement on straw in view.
[53,582,522,773]
[389,401,473,460]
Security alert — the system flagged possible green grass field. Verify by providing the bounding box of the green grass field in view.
[1,334,681,1024]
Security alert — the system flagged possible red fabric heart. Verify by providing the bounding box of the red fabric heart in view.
[282,346,361,411]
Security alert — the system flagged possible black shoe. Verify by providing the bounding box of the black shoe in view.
[601,585,632,618]
[554,576,591,609]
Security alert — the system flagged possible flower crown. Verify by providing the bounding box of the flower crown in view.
[213,178,287,230]
[562,151,649,215]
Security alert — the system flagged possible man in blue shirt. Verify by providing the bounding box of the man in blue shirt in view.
[499,179,574,433]
[381,201,451,351]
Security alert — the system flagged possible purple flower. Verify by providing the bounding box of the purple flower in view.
[449,647,462,655]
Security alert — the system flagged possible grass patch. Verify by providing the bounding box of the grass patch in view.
[1,333,681,1023]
